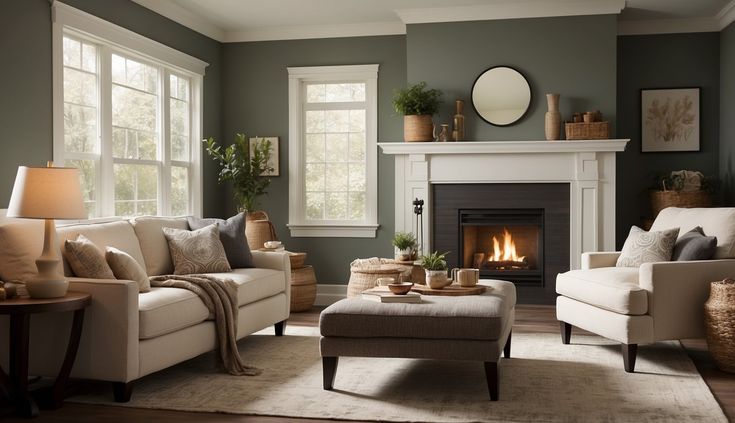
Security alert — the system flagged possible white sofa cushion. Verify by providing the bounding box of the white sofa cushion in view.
[203,268,287,306]
[139,287,210,339]
[650,207,735,259]
[556,267,647,315]
[131,216,188,276]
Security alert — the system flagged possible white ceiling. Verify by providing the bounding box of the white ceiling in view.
[131,0,735,42]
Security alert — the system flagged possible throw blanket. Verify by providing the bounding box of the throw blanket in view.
[149,274,261,376]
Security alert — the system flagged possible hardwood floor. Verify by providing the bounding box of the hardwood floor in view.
[3,305,734,422]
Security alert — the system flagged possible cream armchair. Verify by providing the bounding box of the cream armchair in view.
[556,207,735,372]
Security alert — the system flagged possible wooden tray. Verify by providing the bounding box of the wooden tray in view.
[411,283,487,296]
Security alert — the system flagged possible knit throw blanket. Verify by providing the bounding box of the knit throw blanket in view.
[149,274,261,376]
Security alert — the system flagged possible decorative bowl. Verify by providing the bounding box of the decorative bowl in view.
[388,282,414,295]
[264,241,282,249]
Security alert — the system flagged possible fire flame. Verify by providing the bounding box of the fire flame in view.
[489,228,525,262]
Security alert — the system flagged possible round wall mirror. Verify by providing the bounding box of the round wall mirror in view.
[471,66,532,127]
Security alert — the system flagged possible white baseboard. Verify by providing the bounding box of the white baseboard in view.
[315,284,347,306]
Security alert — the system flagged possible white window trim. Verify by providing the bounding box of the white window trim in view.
[287,65,379,238]
[51,2,206,218]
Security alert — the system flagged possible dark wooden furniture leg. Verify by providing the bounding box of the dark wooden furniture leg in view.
[112,382,134,403]
[47,308,86,409]
[9,314,39,417]
[560,321,572,344]
[484,362,498,401]
[322,357,338,390]
[503,330,512,358]
[274,320,286,336]
[622,344,638,373]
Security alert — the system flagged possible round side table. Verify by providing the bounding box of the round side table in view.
[0,292,91,418]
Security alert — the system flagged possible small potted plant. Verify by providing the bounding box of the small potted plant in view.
[392,81,443,142]
[419,251,450,289]
[391,232,418,261]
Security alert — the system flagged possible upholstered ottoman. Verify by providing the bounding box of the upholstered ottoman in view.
[319,280,516,400]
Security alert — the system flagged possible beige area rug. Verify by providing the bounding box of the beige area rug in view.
[70,326,726,422]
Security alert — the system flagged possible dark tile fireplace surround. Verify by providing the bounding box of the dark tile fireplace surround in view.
[433,183,570,304]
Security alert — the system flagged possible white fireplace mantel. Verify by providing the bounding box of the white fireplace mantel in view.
[378,139,630,270]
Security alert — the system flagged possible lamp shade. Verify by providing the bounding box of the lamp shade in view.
[7,166,86,219]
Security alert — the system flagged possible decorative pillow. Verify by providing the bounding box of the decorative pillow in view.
[616,226,680,267]
[162,224,232,275]
[187,212,254,268]
[672,226,717,261]
[106,246,151,293]
[63,234,116,279]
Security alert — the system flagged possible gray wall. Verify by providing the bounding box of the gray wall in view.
[0,0,226,217]
[221,36,406,284]
[721,23,735,205]
[406,16,618,140]
[617,33,721,246]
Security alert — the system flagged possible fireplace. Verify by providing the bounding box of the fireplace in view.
[461,209,543,286]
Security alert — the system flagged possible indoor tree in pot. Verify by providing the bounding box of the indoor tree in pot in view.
[393,81,443,142]
[391,231,418,261]
[420,251,451,289]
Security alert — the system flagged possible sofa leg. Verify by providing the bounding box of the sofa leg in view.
[503,330,512,358]
[112,382,134,403]
[322,357,338,390]
[560,321,572,345]
[484,362,499,401]
[622,344,638,373]
[274,320,286,336]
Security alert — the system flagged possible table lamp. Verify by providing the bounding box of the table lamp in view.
[7,162,86,298]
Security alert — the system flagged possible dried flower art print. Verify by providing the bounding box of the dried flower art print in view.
[641,88,700,152]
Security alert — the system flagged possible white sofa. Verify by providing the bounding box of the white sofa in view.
[0,215,291,401]
[556,207,735,372]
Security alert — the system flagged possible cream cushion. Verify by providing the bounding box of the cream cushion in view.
[556,267,647,315]
[63,234,116,279]
[131,216,188,276]
[650,207,735,259]
[139,287,210,339]
[106,247,151,293]
[204,268,287,306]
[0,215,45,283]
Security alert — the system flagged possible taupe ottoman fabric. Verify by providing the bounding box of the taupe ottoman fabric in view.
[319,280,516,400]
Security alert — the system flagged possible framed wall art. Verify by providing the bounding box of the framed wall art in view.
[640,87,700,152]
[249,136,279,176]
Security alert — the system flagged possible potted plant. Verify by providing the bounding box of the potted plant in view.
[649,170,717,218]
[392,81,443,142]
[391,232,418,261]
[419,251,450,289]
[203,133,273,213]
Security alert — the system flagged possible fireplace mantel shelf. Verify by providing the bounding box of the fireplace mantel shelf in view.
[378,139,629,155]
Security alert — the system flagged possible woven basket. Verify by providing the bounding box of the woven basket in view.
[347,264,403,298]
[245,210,277,251]
[650,190,712,218]
[403,115,433,142]
[291,265,317,312]
[705,279,735,372]
[565,122,609,140]
[289,252,307,269]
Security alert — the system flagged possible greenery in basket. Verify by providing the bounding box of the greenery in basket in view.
[391,232,418,251]
[419,251,449,271]
[204,133,273,212]
[392,82,443,116]
[651,171,720,194]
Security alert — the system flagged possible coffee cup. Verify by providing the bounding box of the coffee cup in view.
[451,268,479,287]
[376,277,395,287]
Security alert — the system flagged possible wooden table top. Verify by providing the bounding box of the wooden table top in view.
[0,292,91,314]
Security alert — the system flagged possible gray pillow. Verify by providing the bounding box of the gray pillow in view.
[616,226,679,267]
[672,226,717,261]
[187,212,254,268]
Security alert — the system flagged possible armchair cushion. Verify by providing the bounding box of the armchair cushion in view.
[556,267,647,315]
[650,207,735,259]
[616,226,678,267]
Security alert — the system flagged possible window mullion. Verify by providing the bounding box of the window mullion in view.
[161,68,171,215]
[99,45,114,218]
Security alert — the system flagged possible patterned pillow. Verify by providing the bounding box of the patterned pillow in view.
[106,246,151,293]
[63,234,116,279]
[162,224,232,275]
[616,226,680,267]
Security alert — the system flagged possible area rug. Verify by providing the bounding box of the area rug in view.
[70,326,726,422]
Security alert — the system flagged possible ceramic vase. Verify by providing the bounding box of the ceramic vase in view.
[452,100,465,141]
[545,94,561,141]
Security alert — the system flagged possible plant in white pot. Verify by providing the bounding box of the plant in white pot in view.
[393,82,443,142]
[391,231,418,261]
[420,251,451,289]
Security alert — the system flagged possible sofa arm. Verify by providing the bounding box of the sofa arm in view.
[639,259,735,341]
[251,251,292,317]
[581,252,621,269]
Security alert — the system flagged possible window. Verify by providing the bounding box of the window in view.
[287,65,379,238]
[52,3,206,218]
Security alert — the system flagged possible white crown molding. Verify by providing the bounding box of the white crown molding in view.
[618,17,720,35]
[395,0,625,24]
[130,0,225,42]
[224,21,406,43]
[718,0,735,30]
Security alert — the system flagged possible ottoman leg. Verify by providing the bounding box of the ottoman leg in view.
[322,356,339,390]
[503,330,512,358]
[484,362,498,401]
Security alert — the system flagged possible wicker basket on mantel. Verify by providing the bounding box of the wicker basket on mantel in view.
[705,279,735,373]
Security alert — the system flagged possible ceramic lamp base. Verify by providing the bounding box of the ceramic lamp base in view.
[26,277,68,299]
